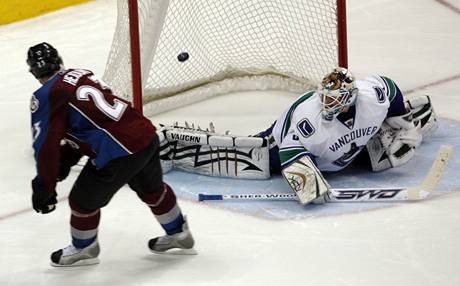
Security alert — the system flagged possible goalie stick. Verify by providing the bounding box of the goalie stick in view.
[198,145,453,203]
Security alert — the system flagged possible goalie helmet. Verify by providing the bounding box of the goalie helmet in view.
[318,67,358,121]
[27,42,63,79]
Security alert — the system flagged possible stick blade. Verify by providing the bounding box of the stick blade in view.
[406,145,453,200]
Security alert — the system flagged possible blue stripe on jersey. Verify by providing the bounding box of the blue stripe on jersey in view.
[31,75,61,163]
[68,103,131,168]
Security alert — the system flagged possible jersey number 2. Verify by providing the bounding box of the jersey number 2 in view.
[76,85,128,121]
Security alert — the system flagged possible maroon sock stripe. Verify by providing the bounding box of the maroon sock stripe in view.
[69,198,101,231]
[137,183,178,216]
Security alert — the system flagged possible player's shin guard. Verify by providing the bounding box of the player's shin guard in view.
[68,199,100,249]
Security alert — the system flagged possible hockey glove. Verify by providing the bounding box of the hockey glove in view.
[31,176,57,214]
[385,111,422,154]
[57,164,71,182]
[366,111,422,171]
[57,143,83,182]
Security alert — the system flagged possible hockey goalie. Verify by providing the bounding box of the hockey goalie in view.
[158,68,438,205]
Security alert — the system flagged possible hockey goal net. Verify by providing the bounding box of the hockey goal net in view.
[103,0,347,115]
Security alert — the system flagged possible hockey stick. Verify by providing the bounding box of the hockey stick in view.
[198,145,453,203]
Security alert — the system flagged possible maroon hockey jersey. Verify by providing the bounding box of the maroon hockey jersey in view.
[31,69,156,194]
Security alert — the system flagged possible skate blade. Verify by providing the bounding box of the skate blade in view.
[150,248,197,255]
[50,257,100,267]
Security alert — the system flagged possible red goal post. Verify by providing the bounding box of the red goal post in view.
[104,0,348,115]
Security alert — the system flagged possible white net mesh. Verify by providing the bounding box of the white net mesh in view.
[104,0,342,115]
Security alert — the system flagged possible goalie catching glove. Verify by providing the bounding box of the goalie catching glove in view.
[366,95,437,171]
[367,112,422,171]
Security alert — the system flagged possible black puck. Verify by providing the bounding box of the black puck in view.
[177,52,189,62]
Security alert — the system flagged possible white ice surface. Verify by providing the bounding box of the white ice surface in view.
[1,0,460,285]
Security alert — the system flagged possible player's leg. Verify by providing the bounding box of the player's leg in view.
[128,137,195,254]
[254,121,283,174]
[50,196,101,267]
[51,148,154,267]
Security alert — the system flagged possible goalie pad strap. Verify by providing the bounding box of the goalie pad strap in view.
[165,129,267,148]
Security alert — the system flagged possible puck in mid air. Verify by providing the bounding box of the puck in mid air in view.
[177,52,189,62]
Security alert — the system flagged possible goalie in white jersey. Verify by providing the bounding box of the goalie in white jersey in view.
[157,68,437,205]
[257,67,437,204]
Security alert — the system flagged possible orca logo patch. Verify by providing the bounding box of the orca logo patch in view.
[297,118,315,138]
[373,86,386,103]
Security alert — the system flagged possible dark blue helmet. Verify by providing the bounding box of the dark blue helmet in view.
[27,42,63,79]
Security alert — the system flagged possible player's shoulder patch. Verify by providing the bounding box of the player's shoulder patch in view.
[373,86,386,103]
[378,76,398,102]
[357,75,391,105]
[296,118,315,138]
[30,94,39,113]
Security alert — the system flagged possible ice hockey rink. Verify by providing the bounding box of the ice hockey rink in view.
[1,0,460,285]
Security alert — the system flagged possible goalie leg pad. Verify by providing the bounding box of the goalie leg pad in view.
[157,128,173,173]
[282,156,331,205]
[405,95,438,137]
[160,125,270,179]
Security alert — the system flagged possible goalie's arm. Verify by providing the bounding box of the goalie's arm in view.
[379,76,407,117]
[365,76,426,171]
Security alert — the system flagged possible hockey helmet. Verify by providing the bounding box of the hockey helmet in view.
[27,42,63,79]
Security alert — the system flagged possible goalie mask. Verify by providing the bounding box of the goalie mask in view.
[319,67,358,121]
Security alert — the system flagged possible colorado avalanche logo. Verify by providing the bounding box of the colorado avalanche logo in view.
[30,95,39,113]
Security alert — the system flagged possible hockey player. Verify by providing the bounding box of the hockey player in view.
[27,42,195,267]
[151,68,436,204]
[258,67,437,204]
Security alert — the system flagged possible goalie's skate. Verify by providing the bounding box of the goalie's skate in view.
[148,219,196,255]
[50,240,100,267]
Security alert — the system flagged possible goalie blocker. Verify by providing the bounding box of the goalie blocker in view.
[281,156,331,204]
[157,124,270,179]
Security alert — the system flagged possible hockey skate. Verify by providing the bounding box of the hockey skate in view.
[50,240,100,267]
[148,219,196,255]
